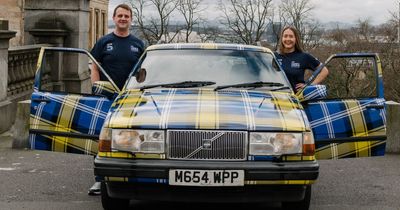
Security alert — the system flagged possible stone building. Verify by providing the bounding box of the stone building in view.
[0,0,25,47]
[0,0,109,49]
[0,0,109,133]
[89,0,109,49]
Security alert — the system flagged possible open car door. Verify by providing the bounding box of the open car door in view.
[29,47,118,155]
[301,53,386,159]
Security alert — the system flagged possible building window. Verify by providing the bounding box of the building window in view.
[102,11,107,35]
[95,9,100,41]
[89,8,94,49]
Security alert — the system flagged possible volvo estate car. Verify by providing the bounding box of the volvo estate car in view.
[29,44,387,210]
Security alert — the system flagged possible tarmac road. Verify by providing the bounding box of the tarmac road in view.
[1,131,400,210]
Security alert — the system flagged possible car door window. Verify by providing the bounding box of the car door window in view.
[324,56,378,99]
[38,50,98,94]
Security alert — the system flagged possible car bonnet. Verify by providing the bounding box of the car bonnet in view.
[104,89,310,131]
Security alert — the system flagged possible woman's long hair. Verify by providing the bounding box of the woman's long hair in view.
[277,26,304,54]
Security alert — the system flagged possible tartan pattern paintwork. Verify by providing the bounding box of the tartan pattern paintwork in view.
[92,81,118,99]
[29,91,112,155]
[300,53,387,159]
[29,46,388,189]
[103,89,308,132]
[304,98,386,159]
[297,85,327,102]
[315,141,385,159]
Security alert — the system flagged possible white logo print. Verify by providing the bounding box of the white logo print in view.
[291,61,300,68]
[106,43,113,51]
[131,45,139,52]
[277,59,282,66]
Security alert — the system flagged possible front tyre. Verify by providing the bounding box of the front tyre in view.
[101,182,130,210]
[282,185,311,210]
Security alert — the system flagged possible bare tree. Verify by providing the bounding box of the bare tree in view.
[197,24,224,43]
[356,18,373,42]
[218,0,273,44]
[278,0,321,49]
[329,26,349,46]
[176,0,205,43]
[378,14,400,102]
[129,0,179,44]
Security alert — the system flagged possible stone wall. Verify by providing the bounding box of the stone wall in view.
[24,0,92,93]
[386,101,400,153]
[0,0,25,47]
[0,0,110,133]
[0,28,17,133]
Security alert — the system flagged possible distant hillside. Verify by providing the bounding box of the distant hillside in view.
[322,21,355,30]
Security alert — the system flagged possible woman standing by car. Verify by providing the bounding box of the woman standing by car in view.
[274,26,329,92]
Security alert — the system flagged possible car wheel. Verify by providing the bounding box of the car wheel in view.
[282,185,311,210]
[101,182,130,210]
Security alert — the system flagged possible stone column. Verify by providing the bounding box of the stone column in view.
[0,24,17,101]
[24,0,92,93]
[386,101,400,153]
[0,20,17,133]
[29,28,68,91]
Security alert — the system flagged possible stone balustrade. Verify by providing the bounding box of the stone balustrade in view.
[7,45,50,96]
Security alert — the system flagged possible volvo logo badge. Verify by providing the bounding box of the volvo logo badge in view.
[184,132,226,159]
[202,139,212,149]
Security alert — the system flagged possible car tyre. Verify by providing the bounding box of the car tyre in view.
[282,185,311,210]
[101,182,130,210]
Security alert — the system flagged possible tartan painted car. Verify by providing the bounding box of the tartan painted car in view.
[29,44,386,210]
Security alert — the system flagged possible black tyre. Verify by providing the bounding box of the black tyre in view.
[282,185,311,210]
[101,182,130,210]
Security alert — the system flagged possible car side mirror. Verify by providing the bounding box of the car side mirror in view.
[92,81,118,99]
[298,85,327,102]
[135,68,147,83]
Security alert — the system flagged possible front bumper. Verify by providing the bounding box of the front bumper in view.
[94,156,319,202]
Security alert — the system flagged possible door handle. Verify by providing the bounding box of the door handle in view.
[365,104,384,109]
[32,98,51,103]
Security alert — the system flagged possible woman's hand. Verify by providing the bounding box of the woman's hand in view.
[295,83,305,91]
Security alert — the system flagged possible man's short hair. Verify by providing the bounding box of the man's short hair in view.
[113,4,132,18]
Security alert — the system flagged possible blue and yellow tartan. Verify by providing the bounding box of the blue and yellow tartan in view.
[92,81,118,99]
[304,98,386,159]
[30,45,387,162]
[29,91,112,155]
[104,89,308,132]
[297,85,327,102]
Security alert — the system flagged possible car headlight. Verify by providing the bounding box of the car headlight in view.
[112,129,165,153]
[249,132,303,155]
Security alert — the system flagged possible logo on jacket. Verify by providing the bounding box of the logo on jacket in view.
[131,45,139,52]
[291,61,300,68]
[276,58,282,66]
[106,43,113,51]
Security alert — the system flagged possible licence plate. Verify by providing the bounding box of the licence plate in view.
[169,169,244,186]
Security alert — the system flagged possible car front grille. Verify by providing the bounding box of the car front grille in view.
[167,130,247,161]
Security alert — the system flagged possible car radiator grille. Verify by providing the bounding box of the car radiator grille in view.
[167,130,247,160]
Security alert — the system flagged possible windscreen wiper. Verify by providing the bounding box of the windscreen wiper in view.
[270,86,291,91]
[214,81,284,91]
[140,81,216,90]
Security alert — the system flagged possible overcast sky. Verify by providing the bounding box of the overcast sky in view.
[110,0,399,25]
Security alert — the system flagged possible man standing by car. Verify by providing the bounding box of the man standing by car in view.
[88,3,144,195]
[90,3,145,90]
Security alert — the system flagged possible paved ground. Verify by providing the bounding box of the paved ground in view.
[1,131,400,210]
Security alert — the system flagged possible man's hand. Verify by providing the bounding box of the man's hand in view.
[90,63,100,83]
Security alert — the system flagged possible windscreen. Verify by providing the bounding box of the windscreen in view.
[126,49,290,89]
